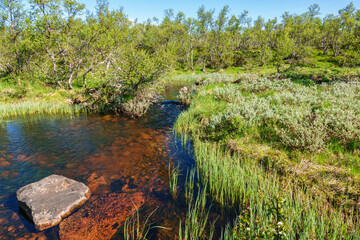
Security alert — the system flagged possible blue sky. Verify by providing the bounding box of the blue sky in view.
[78,0,358,22]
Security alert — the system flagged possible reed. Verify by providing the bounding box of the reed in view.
[192,140,358,239]
[184,168,195,203]
[168,162,181,200]
[123,207,165,240]
[0,101,88,120]
[179,179,214,240]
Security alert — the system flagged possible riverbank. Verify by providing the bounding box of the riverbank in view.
[0,77,158,120]
[2,60,359,120]
[174,73,360,238]
[0,79,88,120]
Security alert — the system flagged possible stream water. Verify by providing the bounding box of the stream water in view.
[0,85,196,239]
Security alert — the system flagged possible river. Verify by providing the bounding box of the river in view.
[0,85,195,239]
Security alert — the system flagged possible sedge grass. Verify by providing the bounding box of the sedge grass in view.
[123,207,166,240]
[179,179,214,240]
[184,168,196,203]
[168,162,181,200]
[191,139,359,239]
[0,101,88,121]
[174,131,360,238]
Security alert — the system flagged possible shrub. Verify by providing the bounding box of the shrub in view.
[187,74,360,152]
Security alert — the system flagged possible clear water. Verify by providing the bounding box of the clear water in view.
[0,86,195,239]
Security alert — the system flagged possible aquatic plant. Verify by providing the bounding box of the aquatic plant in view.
[168,162,181,200]
[184,168,196,203]
[179,180,214,240]
[123,207,164,240]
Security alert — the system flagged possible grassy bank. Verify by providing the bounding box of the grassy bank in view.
[0,78,89,120]
[174,73,360,238]
[0,74,162,120]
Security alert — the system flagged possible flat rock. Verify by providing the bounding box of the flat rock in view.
[16,174,91,231]
[59,192,145,240]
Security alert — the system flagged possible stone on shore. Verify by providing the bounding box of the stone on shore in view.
[16,174,91,231]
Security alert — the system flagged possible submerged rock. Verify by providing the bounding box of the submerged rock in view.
[59,192,145,240]
[16,174,91,231]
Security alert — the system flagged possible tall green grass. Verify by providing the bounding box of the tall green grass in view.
[123,207,165,240]
[179,176,214,240]
[184,168,196,203]
[190,139,358,239]
[168,162,181,200]
[0,101,88,120]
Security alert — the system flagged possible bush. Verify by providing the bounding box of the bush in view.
[10,84,28,99]
[192,74,360,152]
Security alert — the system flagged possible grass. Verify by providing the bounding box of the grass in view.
[0,78,89,120]
[123,207,165,240]
[168,162,181,200]
[194,140,357,239]
[170,55,360,85]
[174,73,360,238]
[179,174,214,240]
[0,73,163,119]
[0,101,87,120]
[184,168,196,203]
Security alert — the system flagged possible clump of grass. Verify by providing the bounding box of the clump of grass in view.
[184,168,196,203]
[179,179,214,240]
[123,207,164,240]
[0,101,87,121]
[178,86,192,106]
[168,162,181,200]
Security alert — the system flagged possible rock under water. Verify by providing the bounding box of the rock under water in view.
[59,192,145,240]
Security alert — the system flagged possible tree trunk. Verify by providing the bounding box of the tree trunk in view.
[82,68,93,88]
[68,72,73,90]
[45,48,58,83]
[202,58,207,73]
[190,33,194,71]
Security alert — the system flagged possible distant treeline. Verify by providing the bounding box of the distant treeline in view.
[0,0,359,89]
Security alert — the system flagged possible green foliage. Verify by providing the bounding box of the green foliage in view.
[175,73,360,239]
[1,0,360,87]
[168,162,180,200]
[185,74,360,153]
[179,181,214,240]
[1,1,360,119]
[9,83,28,99]
[123,207,163,240]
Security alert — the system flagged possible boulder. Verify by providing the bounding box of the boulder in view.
[16,174,91,231]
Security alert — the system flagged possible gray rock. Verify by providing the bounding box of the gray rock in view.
[16,174,91,231]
